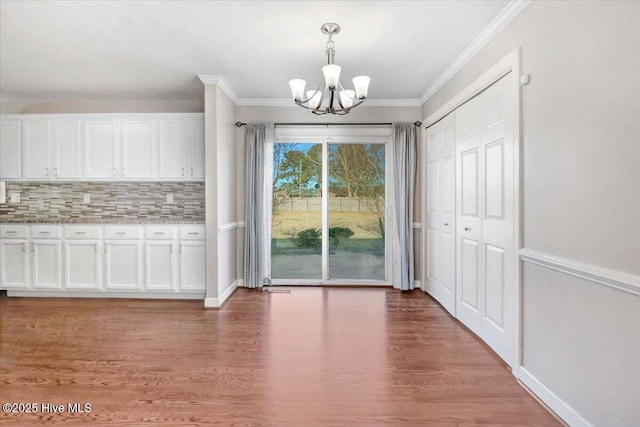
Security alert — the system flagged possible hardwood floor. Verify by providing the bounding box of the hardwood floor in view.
[0,288,561,426]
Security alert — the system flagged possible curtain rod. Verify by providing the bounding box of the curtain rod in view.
[235,121,422,128]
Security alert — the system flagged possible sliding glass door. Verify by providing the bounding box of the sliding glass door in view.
[271,138,389,284]
[271,143,323,280]
[327,143,386,281]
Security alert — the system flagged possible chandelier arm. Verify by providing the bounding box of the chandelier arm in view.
[336,81,346,110]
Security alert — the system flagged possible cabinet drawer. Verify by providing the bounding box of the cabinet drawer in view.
[179,226,205,240]
[0,225,29,239]
[32,225,62,239]
[146,226,176,240]
[105,226,142,240]
[64,226,102,239]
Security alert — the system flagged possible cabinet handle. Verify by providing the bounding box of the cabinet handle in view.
[6,231,16,234]
[112,168,117,177]
[181,167,185,177]
[154,232,164,235]
[115,232,126,235]
[39,231,50,235]
[45,167,49,177]
[190,167,194,177]
[53,167,58,177]
[465,227,471,231]
[75,232,86,235]
[444,223,449,227]
[188,232,198,235]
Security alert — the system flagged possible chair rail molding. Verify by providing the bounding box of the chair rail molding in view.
[218,222,239,234]
[519,248,640,296]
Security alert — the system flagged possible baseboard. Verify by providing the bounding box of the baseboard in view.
[5,290,205,300]
[516,366,592,427]
[204,279,239,308]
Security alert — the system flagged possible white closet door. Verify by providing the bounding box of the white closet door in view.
[456,94,483,335]
[425,113,456,315]
[479,75,515,364]
[455,73,515,364]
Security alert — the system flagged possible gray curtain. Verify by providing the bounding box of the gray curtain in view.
[243,123,273,288]
[393,123,416,291]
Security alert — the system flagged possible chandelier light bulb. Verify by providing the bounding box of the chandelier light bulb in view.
[289,79,307,101]
[306,90,322,110]
[322,64,341,89]
[339,90,355,109]
[352,76,371,99]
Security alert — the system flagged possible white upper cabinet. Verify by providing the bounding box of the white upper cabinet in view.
[84,120,121,179]
[122,119,156,179]
[0,114,204,181]
[22,120,51,179]
[22,119,82,179]
[158,119,188,179]
[0,119,21,179]
[52,120,82,179]
[189,119,205,180]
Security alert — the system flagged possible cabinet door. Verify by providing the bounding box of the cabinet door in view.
[158,119,187,179]
[65,241,101,289]
[32,240,62,289]
[179,242,205,291]
[22,120,51,179]
[52,120,82,179]
[122,120,156,179]
[145,241,175,290]
[84,120,120,179]
[105,241,142,290]
[189,119,205,180]
[0,240,29,289]
[0,119,22,179]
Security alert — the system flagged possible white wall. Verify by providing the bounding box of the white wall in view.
[216,88,238,299]
[234,105,423,282]
[203,84,238,305]
[422,1,640,425]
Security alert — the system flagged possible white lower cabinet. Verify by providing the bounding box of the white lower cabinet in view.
[179,242,206,291]
[146,241,176,290]
[65,240,101,290]
[32,240,62,289]
[105,241,142,290]
[0,240,29,289]
[1,224,205,298]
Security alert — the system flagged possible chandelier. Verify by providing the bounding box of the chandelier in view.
[288,23,370,115]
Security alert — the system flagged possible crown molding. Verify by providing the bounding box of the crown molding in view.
[236,98,292,107]
[197,74,240,105]
[236,98,422,108]
[418,0,531,105]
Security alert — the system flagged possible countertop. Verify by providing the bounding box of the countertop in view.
[0,220,205,225]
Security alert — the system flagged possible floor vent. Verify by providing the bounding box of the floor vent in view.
[262,288,292,293]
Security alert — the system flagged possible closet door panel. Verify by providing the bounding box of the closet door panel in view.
[485,141,504,219]
[480,75,515,365]
[484,244,505,327]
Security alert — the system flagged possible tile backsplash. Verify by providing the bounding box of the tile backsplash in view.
[0,182,205,223]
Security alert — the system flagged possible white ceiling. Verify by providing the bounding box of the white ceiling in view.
[0,1,518,105]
